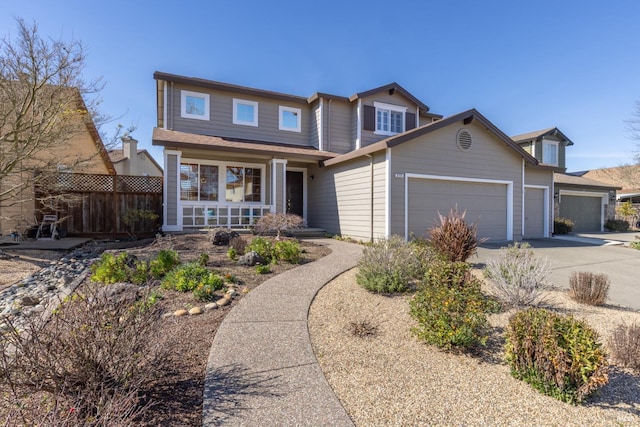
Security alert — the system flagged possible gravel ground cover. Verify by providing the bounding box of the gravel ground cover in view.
[309,268,640,427]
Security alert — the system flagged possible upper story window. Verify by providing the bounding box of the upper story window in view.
[374,102,407,136]
[233,99,258,127]
[279,106,301,132]
[181,90,210,121]
[542,141,559,166]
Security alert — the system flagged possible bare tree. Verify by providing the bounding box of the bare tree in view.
[0,18,117,229]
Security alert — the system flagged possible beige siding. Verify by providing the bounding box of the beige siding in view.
[388,121,524,240]
[525,166,554,236]
[372,152,387,238]
[524,187,545,238]
[307,157,374,240]
[166,153,178,227]
[360,93,419,147]
[167,83,312,147]
[325,99,353,154]
[310,101,320,149]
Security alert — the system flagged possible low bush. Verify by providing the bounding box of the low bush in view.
[229,235,246,255]
[568,272,609,306]
[91,252,148,285]
[608,322,640,372]
[254,212,305,239]
[604,219,629,232]
[246,237,274,263]
[161,262,221,293]
[255,264,271,274]
[198,253,210,266]
[410,261,491,350]
[273,239,302,264]
[193,276,225,302]
[227,247,238,260]
[356,235,423,293]
[0,283,166,424]
[428,208,486,262]
[631,239,640,250]
[484,242,551,308]
[505,308,608,404]
[149,249,180,279]
[554,217,575,235]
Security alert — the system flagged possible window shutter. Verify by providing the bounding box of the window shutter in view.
[406,112,416,130]
[363,105,375,131]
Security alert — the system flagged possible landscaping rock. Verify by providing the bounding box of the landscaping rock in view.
[96,282,140,305]
[18,296,39,307]
[211,229,240,246]
[237,251,265,266]
[216,297,231,307]
[188,306,203,315]
[204,302,218,310]
[174,309,188,316]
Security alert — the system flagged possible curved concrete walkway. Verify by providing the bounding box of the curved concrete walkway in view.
[203,239,363,426]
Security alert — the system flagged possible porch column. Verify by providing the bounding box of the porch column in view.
[270,159,287,213]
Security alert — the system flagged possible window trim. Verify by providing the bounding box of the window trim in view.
[542,140,559,166]
[233,98,259,127]
[179,162,219,202]
[181,90,210,121]
[180,158,265,204]
[279,106,302,132]
[373,101,407,136]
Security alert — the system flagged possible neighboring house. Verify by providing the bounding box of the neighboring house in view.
[0,93,115,236]
[578,165,640,203]
[513,128,619,232]
[108,136,163,177]
[152,71,556,242]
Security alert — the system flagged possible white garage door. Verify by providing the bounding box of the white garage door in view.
[524,187,546,238]
[407,176,511,241]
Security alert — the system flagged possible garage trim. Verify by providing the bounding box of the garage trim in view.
[404,173,513,241]
[558,189,608,232]
[524,185,550,238]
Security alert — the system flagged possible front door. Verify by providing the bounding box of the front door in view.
[286,171,304,218]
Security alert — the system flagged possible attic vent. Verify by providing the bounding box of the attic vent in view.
[457,129,472,150]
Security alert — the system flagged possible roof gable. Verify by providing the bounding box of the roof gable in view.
[512,127,574,146]
[349,82,433,114]
[324,109,538,167]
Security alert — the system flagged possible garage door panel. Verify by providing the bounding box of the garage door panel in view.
[559,195,601,232]
[524,188,545,238]
[408,179,507,240]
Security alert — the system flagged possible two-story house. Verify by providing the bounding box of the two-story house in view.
[513,128,618,232]
[153,71,557,241]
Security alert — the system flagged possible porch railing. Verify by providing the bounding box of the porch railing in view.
[181,204,273,228]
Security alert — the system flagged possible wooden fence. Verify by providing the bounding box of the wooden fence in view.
[35,173,163,238]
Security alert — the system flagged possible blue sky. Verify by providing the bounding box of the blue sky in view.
[2,0,640,172]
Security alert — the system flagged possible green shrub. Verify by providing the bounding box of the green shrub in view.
[161,262,220,293]
[568,272,609,306]
[604,219,629,232]
[247,237,274,262]
[428,207,486,262]
[356,235,423,293]
[255,264,271,274]
[227,247,237,260]
[149,249,180,279]
[631,239,640,250]
[608,322,640,372]
[409,261,491,350]
[91,252,147,284]
[198,253,210,267]
[273,239,302,264]
[224,273,238,284]
[483,242,551,308]
[192,275,225,301]
[505,308,608,404]
[554,217,575,235]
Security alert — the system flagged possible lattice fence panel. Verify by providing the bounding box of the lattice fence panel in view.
[116,175,163,193]
[39,173,114,192]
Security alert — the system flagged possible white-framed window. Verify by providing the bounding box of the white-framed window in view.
[542,141,559,166]
[279,106,302,132]
[181,90,210,121]
[180,159,264,203]
[233,98,258,127]
[374,101,407,136]
[226,166,262,202]
[180,163,219,201]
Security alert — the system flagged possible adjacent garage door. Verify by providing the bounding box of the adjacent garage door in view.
[407,176,511,241]
[559,194,602,232]
[524,187,546,238]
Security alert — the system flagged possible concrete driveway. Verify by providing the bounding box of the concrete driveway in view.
[474,232,640,311]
